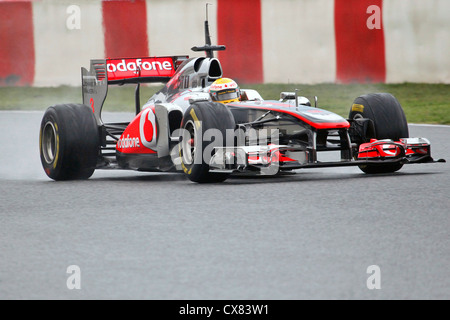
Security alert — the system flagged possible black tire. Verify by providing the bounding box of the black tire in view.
[349,93,409,174]
[179,102,235,183]
[39,104,100,180]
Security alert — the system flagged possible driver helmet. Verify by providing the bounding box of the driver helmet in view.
[209,78,240,104]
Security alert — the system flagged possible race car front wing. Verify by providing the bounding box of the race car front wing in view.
[209,138,445,174]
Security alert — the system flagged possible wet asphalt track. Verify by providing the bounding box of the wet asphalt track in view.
[0,111,449,300]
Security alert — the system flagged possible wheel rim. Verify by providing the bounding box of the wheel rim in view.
[42,121,57,164]
[181,120,197,165]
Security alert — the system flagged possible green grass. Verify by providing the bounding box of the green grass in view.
[0,83,448,124]
[244,83,450,125]
[0,85,164,113]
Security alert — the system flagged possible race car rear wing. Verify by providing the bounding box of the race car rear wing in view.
[81,56,188,124]
[104,56,188,84]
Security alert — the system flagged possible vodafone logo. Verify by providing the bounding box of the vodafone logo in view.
[117,134,140,149]
[139,108,157,149]
[210,82,237,91]
[107,58,173,73]
[115,107,158,154]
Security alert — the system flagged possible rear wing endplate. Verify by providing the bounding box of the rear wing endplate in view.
[82,56,188,124]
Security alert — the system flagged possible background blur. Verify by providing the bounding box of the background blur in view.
[0,0,449,86]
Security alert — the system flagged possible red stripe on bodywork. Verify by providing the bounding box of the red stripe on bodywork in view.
[334,0,385,83]
[217,0,263,84]
[102,0,149,58]
[0,1,35,86]
[228,103,350,130]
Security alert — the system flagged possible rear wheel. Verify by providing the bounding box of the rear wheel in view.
[179,102,235,183]
[39,104,100,180]
[349,93,409,174]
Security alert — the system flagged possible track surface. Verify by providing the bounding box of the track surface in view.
[0,111,448,299]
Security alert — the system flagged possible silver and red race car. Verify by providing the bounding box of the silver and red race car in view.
[39,17,445,183]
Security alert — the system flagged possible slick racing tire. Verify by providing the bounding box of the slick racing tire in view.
[39,104,100,180]
[179,102,235,183]
[349,93,409,174]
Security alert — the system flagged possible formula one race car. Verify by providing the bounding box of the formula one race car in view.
[39,16,445,183]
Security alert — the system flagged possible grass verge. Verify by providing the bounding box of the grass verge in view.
[0,83,448,124]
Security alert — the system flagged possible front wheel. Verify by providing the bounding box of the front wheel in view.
[39,104,100,180]
[179,102,235,183]
[349,93,409,174]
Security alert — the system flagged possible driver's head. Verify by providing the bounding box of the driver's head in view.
[209,78,240,104]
